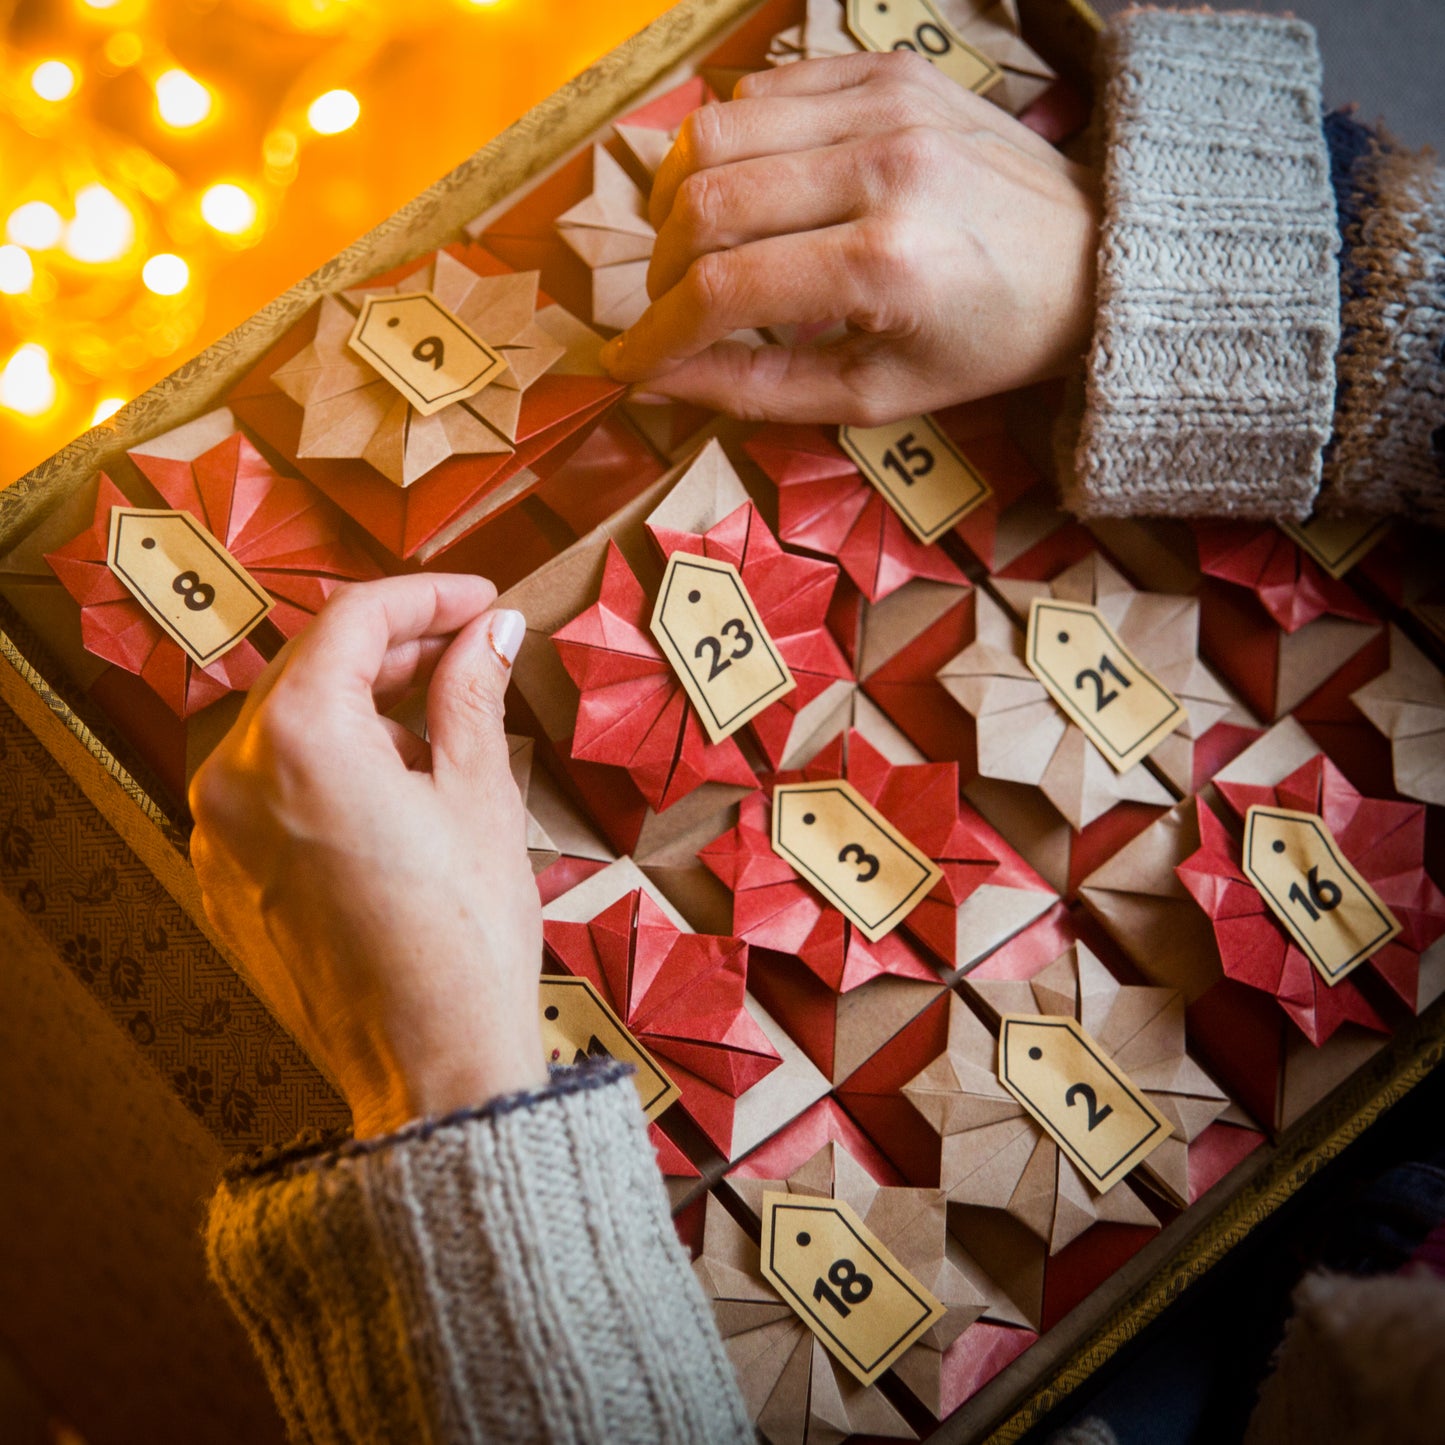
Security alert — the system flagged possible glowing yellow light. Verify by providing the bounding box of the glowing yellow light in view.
[465,0,504,7]
[263,129,299,168]
[31,60,77,102]
[81,0,124,9]
[0,246,35,294]
[307,88,360,135]
[200,183,258,235]
[0,345,57,417]
[63,185,135,264]
[91,396,126,425]
[104,32,143,68]
[6,202,63,250]
[155,68,212,128]
[141,252,189,295]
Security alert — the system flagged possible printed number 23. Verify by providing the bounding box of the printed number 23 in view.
[880,432,935,488]
[694,617,754,681]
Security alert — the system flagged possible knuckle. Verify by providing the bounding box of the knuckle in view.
[454,668,507,728]
[875,125,945,190]
[675,170,721,241]
[679,102,726,170]
[872,48,934,89]
[854,215,922,280]
[686,249,735,319]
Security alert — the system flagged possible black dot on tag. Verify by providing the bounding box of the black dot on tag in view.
[1272,840,1286,854]
[544,1006,559,1020]
[687,589,701,604]
[1029,1046,1042,1060]
[877,1,887,10]
[796,1232,811,1247]
[1057,631,1070,645]
[803,813,816,825]
[387,317,400,328]
[141,537,156,549]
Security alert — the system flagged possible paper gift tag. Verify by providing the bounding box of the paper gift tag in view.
[760,1189,945,1386]
[1025,598,1185,774]
[348,290,510,418]
[771,780,942,943]
[539,976,680,1120]
[649,551,795,744]
[838,414,992,545]
[106,507,273,668]
[844,0,1001,94]
[1243,806,1402,986]
[997,1015,1171,1195]
[1278,515,1390,580]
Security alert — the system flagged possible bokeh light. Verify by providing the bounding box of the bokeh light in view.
[0,247,35,295]
[91,396,127,425]
[6,202,63,251]
[1,345,58,417]
[155,68,213,128]
[306,88,360,134]
[31,60,78,102]
[200,182,258,235]
[63,185,135,263]
[103,33,143,68]
[141,252,189,294]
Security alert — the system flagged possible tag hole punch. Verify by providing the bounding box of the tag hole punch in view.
[1029,1046,1042,1060]
[796,1232,811,1247]
[387,317,400,328]
[141,537,155,549]
[803,812,816,825]
[1273,840,1286,853]
[687,589,700,603]
[544,1006,559,1020]
[1057,631,1069,644]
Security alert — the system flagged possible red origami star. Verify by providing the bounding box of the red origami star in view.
[542,889,782,1157]
[45,431,382,717]
[700,729,1044,992]
[1194,523,1376,633]
[553,501,852,812]
[1177,753,1445,1046]
[744,424,968,603]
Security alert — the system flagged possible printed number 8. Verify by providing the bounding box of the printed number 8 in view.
[812,1257,874,1318]
[172,570,215,612]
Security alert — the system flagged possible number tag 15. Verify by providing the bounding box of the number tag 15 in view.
[759,1191,945,1386]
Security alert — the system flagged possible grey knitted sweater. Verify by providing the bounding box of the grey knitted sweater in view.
[206,13,1445,1445]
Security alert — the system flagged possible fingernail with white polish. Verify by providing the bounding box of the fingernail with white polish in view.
[487,609,526,670]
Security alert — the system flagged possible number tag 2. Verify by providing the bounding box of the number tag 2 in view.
[348,290,510,417]
[1242,806,1401,986]
[997,1015,1172,1195]
[106,507,273,667]
[648,551,795,743]
[759,1190,945,1386]
[844,0,1001,95]
[838,413,992,545]
[1024,597,1185,774]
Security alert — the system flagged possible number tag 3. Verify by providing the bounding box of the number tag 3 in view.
[648,551,795,743]
[759,1190,945,1386]
[1242,806,1401,986]
[106,507,273,667]
[997,1014,1172,1195]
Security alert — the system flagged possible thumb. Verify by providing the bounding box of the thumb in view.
[426,606,526,791]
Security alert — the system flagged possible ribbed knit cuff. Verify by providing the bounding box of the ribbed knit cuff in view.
[207,1063,752,1445]
[1065,11,1340,520]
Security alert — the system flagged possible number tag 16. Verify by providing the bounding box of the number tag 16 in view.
[759,1191,945,1386]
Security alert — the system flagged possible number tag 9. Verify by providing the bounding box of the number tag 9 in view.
[1242,806,1401,985]
[648,551,795,743]
[759,1191,945,1386]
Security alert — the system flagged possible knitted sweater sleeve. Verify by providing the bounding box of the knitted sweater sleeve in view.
[1065,9,1445,523]
[204,1060,753,1445]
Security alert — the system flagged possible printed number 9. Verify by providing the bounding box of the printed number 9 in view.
[1289,864,1343,922]
[812,1257,874,1318]
[891,22,952,57]
[694,617,754,682]
[880,431,935,489]
[837,842,881,884]
[412,335,445,370]
[172,570,215,612]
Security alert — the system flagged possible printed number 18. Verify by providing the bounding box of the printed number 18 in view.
[812,1258,873,1318]
[880,432,935,488]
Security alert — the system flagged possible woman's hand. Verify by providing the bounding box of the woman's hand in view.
[602,50,1099,424]
[189,573,547,1139]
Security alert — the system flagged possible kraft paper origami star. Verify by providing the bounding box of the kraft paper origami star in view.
[743,424,970,603]
[542,889,782,1157]
[1176,753,1445,1047]
[699,729,1055,992]
[553,501,853,813]
[905,950,1215,1253]
[556,145,656,331]
[937,554,1233,830]
[696,1141,986,1442]
[1350,625,1445,807]
[613,76,716,180]
[1194,522,1377,633]
[44,432,382,718]
[270,249,566,489]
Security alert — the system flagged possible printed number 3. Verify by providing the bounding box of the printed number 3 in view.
[812,1258,874,1318]
[880,431,935,488]
[172,570,215,612]
[1075,654,1131,711]
[837,842,881,883]
[694,617,754,681]
[1065,1082,1114,1131]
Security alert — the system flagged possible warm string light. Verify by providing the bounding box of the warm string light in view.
[307,88,359,134]
[31,60,78,102]
[1,345,58,417]
[155,68,213,128]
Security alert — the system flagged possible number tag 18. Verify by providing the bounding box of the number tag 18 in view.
[1242,806,1401,986]
[106,507,273,668]
[759,1190,945,1386]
